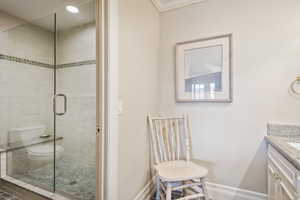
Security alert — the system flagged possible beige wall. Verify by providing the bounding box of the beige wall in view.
[158,0,300,194]
[118,0,160,199]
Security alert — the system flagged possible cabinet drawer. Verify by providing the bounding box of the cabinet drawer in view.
[268,145,298,189]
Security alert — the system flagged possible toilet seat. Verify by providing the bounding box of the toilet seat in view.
[27,145,64,160]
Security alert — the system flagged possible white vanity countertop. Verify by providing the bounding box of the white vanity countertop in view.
[266,136,300,170]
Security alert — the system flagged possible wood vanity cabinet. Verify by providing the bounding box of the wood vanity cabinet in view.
[268,145,299,200]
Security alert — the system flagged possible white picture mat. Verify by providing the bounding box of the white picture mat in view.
[176,35,232,102]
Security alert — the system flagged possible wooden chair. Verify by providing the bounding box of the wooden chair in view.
[148,114,210,200]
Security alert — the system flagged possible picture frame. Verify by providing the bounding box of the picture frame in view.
[175,34,232,103]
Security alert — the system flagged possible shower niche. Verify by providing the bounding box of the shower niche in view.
[0,1,97,200]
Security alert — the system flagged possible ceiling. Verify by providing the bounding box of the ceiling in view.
[0,0,95,31]
[0,0,204,31]
[152,0,207,12]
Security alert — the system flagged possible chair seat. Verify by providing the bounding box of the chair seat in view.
[155,160,208,182]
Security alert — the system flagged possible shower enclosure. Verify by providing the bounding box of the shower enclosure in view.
[0,1,97,200]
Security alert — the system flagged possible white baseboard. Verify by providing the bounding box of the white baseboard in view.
[207,182,267,200]
[134,177,156,200]
[133,178,267,200]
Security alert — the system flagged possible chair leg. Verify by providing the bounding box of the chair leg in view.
[166,183,172,200]
[182,180,187,196]
[200,178,210,200]
[156,176,161,200]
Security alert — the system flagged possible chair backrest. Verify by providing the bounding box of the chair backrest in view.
[148,114,191,164]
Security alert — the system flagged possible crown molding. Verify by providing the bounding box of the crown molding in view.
[151,0,207,12]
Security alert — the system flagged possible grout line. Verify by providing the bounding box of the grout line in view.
[0,54,96,69]
[0,54,52,68]
[56,60,96,69]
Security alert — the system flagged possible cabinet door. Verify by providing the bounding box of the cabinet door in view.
[278,181,295,200]
[268,165,277,200]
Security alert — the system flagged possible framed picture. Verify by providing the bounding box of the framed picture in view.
[175,34,232,102]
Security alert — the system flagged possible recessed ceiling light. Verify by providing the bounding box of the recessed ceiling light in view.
[66,5,79,14]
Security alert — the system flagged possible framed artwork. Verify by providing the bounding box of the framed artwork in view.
[175,34,232,102]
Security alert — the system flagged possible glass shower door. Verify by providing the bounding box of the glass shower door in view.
[0,1,97,199]
[2,13,56,194]
[54,1,96,199]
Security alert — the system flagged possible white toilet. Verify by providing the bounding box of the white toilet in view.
[8,125,64,162]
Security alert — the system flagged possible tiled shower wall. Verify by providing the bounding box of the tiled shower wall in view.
[0,11,96,167]
[0,12,54,65]
[0,12,54,145]
[57,23,96,64]
[56,22,96,166]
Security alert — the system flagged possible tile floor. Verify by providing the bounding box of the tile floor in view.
[11,157,95,200]
[0,191,20,200]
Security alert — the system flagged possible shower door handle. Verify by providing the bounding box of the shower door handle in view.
[53,94,67,116]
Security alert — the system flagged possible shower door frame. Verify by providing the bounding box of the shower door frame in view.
[96,0,106,199]
[0,0,108,199]
[99,0,119,199]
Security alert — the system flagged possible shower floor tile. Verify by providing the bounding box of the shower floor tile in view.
[11,157,95,200]
[0,191,20,200]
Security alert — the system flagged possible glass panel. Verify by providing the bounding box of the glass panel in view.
[2,13,56,192]
[55,1,96,199]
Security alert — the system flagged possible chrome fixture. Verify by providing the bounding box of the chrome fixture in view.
[53,94,67,116]
[290,76,300,95]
